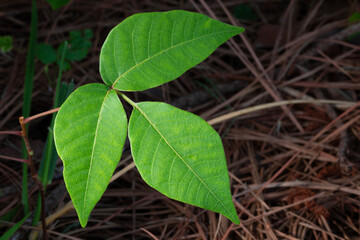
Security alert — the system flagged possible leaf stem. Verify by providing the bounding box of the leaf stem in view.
[23,107,60,124]
[0,154,29,164]
[0,131,22,136]
[117,91,137,108]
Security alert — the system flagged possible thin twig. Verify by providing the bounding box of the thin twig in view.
[208,99,356,125]
[235,181,360,197]
[315,91,352,175]
[19,116,48,240]
[141,228,160,240]
[0,130,22,136]
[0,154,29,164]
[23,107,60,124]
[196,0,304,132]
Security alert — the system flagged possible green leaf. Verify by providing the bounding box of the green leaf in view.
[349,12,360,24]
[54,83,127,227]
[66,29,92,61]
[36,43,57,64]
[0,36,13,53]
[128,101,239,224]
[233,4,257,21]
[56,30,92,68]
[100,10,244,91]
[46,0,70,10]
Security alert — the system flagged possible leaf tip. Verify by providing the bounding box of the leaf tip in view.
[231,215,240,225]
[224,208,240,225]
[79,214,89,228]
[230,25,245,36]
[72,202,90,228]
[223,201,240,224]
[238,27,245,34]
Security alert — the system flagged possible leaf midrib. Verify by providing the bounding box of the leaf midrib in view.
[82,89,111,220]
[133,103,232,216]
[111,29,240,88]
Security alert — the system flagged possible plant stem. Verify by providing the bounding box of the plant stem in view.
[19,117,48,240]
[117,91,137,108]
[23,107,59,124]
[0,154,29,164]
[0,131,22,136]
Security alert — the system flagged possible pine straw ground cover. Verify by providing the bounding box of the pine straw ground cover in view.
[1,0,360,239]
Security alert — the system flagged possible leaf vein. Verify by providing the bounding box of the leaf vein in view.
[131,19,140,64]
[150,138,162,180]
[171,20,176,46]
[168,155,177,189]
[184,175,197,197]
[112,29,238,87]
[82,89,112,220]
[134,103,232,216]
[147,17,155,58]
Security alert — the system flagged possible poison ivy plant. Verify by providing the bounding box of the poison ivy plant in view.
[36,29,92,71]
[0,36,13,53]
[347,12,360,41]
[349,12,360,24]
[58,29,93,63]
[233,4,257,21]
[36,43,57,64]
[54,10,244,227]
[46,0,70,10]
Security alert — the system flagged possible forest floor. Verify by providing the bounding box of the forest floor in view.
[1,0,360,239]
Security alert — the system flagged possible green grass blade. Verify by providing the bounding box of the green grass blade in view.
[0,206,20,222]
[21,0,38,214]
[39,41,68,187]
[34,43,73,226]
[41,81,75,183]
[0,213,31,240]
[34,82,74,226]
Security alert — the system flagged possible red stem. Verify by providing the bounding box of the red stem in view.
[19,116,48,240]
[23,107,59,124]
[0,131,22,136]
[0,154,29,164]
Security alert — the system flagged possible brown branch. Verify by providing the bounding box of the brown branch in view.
[315,91,352,175]
[19,116,48,240]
